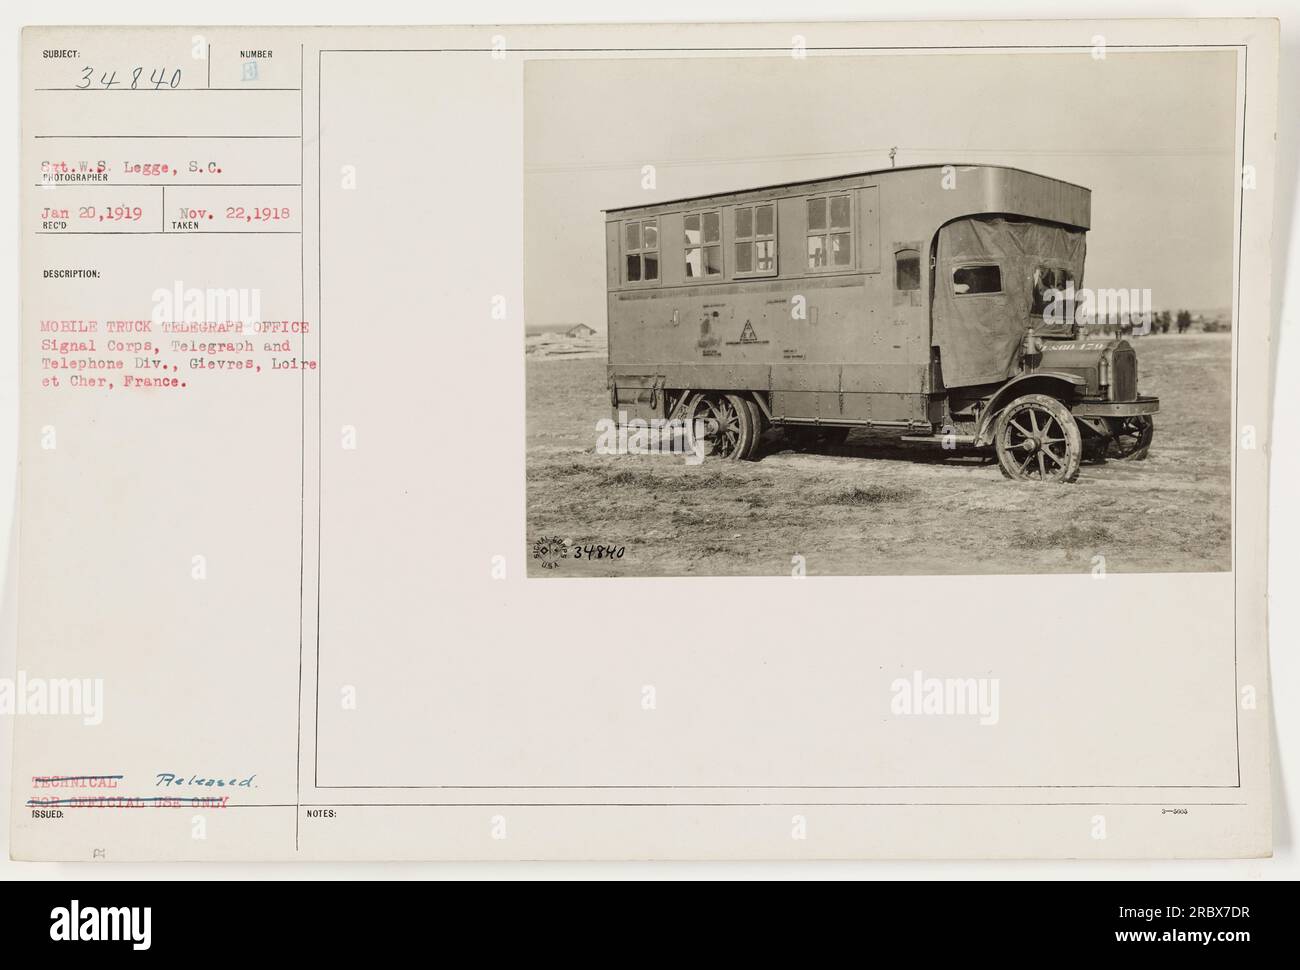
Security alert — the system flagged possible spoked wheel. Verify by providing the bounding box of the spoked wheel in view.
[686,393,757,460]
[993,394,1082,483]
[1107,415,1154,461]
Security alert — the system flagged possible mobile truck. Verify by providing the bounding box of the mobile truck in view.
[603,164,1157,482]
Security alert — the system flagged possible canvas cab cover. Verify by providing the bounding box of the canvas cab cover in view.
[931,216,1086,389]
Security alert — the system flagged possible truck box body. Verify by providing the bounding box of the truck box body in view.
[604,164,1091,429]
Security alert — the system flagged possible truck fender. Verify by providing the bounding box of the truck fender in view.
[974,371,1088,445]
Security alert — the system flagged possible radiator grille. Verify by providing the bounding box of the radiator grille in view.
[1111,348,1137,402]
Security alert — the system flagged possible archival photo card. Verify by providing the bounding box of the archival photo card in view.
[11,18,1277,861]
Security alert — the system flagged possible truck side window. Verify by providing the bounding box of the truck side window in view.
[807,194,852,269]
[895,249,921,290]
[623,218,659,283]
[952,264,1002,295]
[734,203,777,275]
[684,211,722,279]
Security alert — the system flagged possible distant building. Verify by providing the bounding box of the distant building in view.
[565,323,597,338]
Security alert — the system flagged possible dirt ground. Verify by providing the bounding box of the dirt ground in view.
[526,333,1233,577]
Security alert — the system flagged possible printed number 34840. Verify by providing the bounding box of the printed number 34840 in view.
[573,544,625,561]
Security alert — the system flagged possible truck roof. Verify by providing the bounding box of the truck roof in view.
[604,163,1091,222]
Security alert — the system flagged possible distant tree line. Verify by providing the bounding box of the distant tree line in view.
[1134,310,1221,335]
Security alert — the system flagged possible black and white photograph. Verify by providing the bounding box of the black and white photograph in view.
[526,51,1236,576]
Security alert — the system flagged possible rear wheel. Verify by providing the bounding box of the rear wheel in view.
[740,398,765,460]
[686,393,756,461]
[993,394,1082,483]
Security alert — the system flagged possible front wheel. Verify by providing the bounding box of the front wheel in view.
[993,394,1082,483]
[1107,415,1154,461]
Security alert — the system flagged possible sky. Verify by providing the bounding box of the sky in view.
[524,49,1238,331]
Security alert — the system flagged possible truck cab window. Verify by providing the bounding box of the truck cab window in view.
[952,264,1001,295]
[1030,266,1074,315]
[624,218,659,282]
[895,249,921,290]
[684,211,722,279]
[734,203,777,275]
[807,195,852,269]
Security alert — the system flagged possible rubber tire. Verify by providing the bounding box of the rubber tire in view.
[741,398,765,461]
[721,393,757,460]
